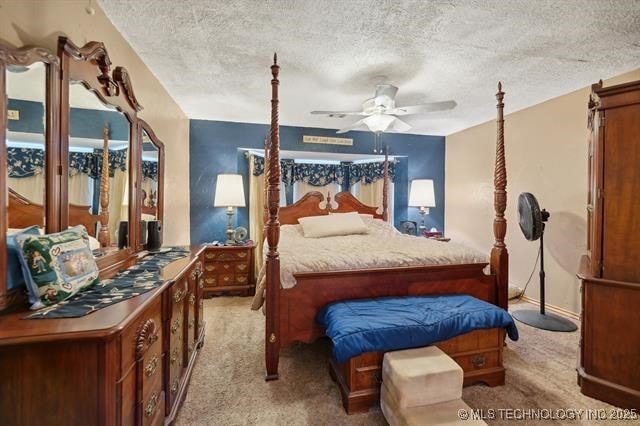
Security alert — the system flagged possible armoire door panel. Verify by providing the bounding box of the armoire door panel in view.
[602,105,640,282]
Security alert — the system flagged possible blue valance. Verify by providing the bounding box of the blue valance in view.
[251,155,394,187]
[142,161,158,181]
[8,147,127,179]
[348,161,396,186]
[7,147,45,178]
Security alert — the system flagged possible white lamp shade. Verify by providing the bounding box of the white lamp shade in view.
[214,174,246,207]
[408,179,435,208]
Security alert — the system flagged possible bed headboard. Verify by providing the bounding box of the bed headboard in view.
[8,188,100,237]
[278,190,385,225]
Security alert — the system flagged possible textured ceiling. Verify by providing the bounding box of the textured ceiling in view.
[99,0,640,135]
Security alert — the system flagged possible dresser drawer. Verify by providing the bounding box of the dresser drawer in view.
[204,251,236,261]
[140,390,165,426]
[121,296,163,372]
[141,350,164,403]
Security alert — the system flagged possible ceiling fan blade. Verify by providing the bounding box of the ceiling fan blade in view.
[374,84,398,100]
[389,100,457,115]
[336,118,366,134]
[310,110,364,118]
[389,117,412,133]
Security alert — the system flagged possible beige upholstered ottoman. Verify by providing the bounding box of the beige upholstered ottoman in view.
[381,346,486,426]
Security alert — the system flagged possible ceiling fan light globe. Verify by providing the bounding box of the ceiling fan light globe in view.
[363,114,395,133]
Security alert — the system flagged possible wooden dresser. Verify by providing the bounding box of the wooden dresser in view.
[578,80,640,409]
[201,244,255,296]
[0,246,205,425]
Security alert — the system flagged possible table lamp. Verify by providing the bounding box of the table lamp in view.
[408,179,435,232]
[214,174,246,245]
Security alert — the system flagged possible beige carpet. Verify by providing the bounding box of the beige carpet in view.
[176,298,624,425]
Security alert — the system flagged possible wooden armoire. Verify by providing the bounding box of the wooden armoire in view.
[578,79,640,409]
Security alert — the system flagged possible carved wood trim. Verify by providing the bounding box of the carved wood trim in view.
[265,53,281,380]
[98,126,111,247]
[490,82,509,309]
[382,145,389,222]
[135,318,159,358]
[113,66,143,112]
[0,44,59,68]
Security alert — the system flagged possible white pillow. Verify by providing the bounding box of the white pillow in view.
[298,212,368,238]
[329,212,375,220]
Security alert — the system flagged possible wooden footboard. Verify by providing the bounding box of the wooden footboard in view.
[280,263,496,348]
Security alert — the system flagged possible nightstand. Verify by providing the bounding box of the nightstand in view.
[202,243,255,296]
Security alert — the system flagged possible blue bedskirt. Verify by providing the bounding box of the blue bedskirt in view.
[317,294,518,364]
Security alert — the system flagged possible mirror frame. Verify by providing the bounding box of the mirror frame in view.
[0,43,60,311]
[58,37,143,272]
[139,119,165,228]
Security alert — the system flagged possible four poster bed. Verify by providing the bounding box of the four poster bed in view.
[260,55,508,382]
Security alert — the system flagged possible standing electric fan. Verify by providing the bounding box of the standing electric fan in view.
[511,193,577,332]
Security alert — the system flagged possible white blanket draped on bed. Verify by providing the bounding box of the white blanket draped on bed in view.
[251,217,488,310]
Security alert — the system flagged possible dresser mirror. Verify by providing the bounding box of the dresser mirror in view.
[1,43,59,311]
[67,83,130,248]
[140,120,164,224]
[59,36,142,260]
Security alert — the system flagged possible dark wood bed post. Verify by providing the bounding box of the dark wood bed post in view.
[382,145,389,222]
[265,53,281,381]
[490,82,509,310]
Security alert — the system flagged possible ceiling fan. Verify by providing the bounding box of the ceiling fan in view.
[311,84,457,134]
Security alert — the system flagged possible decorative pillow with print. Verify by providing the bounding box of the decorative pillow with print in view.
[16,225,100,307]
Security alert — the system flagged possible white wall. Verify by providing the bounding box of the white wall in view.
[0,0,190,245]
[445,69,640,314]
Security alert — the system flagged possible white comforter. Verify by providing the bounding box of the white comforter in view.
[251,218,488,310]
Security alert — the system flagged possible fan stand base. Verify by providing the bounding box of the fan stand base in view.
[512,309,577,332]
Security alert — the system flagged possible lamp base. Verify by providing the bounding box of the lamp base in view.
[225,206,234,245]
[512,309,577,332]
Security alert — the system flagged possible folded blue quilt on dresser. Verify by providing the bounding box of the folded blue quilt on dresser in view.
[317,294,519,364]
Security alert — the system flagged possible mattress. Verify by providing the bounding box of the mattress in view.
[252,217,488,309]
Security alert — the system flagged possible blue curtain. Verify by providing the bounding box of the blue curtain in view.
[6,147,45,178]
[251,155,395,187]
[8,147,128,179]
[142,161,158,180]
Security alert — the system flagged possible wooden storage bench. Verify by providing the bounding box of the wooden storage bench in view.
[329,328,505,414]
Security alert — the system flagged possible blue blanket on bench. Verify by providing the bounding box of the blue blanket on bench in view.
[317,294,518,364]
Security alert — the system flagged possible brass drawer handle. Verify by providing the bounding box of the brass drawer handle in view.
[144,392,159,418]
[171,319,181,334]
[222,276,230,282]
[223,263,231,270]
[171,379,179,394]
[174,288,184,303]
[205,253,215,259]
[190,271,197,280]
[236,275,247,283]
[198,280,203,289]
[237,252,247,258]
[237,263,247,271]
[189,294,195,305]
[144,354,160,378]
[205,278,216,284]
[170,348,180,366]
[205,265,215,271]
[471,355,486,368]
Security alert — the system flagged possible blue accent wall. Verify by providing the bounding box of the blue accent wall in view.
[189,120,445,244]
